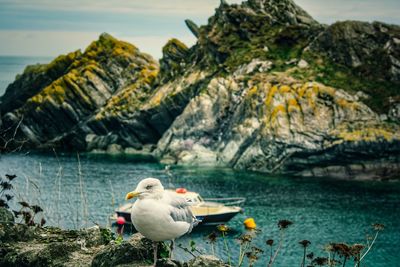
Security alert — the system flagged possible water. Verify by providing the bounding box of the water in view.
[0,56,52,96]
[0,152,399,266]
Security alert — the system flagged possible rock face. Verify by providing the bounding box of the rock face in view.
[0,216,225,267]
[310,21,400,82]
[0,33,159,151]
[0,219,115,267]
[1,0,400,179]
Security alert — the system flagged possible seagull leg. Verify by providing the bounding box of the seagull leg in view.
[152,241,158,267]
[169,239,175,259]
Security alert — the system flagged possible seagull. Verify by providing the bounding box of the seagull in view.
[125,178,197,266]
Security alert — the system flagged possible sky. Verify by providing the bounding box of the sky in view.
[0,0,399,59]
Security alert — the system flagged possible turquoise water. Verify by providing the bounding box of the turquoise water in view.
[0,152,399,266]
[0,56,51,96]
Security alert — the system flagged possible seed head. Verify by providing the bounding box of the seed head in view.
[278,219,293,229]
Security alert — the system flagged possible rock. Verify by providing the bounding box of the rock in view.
[156,75,400,178]
[0,50,81,114]
[0,223,36,243]
[0,224,223,267]
[388,102,400,122]
[159,38,189,83]
[310,21,400,82]
[0,33,160,152]
[234,59,273,76]
[297,59,309,68]
[107,144,123,154]
[0,224,113,267]
[91,233,155,267]
[156,258,182,267]
[1,0,399,179]
[185,19,200,38]
[187,255,228,267]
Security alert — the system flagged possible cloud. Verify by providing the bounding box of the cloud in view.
[296,0,400,24]
[0,0,242,16]
[0,30,195,59]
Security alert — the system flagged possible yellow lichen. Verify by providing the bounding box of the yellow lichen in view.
[271,104,286,118]
[319,86,336,97]
[338,128,395,142]
[265,85,278,107]
[335,98,351,108]
[247,86,258,97]
[279,85,291,94]
[312,84,319,94]
[297,84,308,98]
[287,98,301,113]
[140,67,159,85]
[306,89,316,109]
[29,81,66,105]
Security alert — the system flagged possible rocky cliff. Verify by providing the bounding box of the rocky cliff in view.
[1,0,399,179]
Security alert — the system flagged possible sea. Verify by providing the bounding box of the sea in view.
[1,56,400,266]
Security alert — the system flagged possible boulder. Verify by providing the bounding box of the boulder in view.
[91,233,156,267]
[187,255,228,267]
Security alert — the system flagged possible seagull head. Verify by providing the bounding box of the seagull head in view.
[125,178,164,200]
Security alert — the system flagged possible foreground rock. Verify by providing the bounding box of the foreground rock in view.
[0,208,225,267]
[1,0,399,179]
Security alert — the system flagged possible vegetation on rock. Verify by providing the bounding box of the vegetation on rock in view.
[0,0,399,178]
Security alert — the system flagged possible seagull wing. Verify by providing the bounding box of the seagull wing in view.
[165,193,199,233]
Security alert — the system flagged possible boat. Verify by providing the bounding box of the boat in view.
[110,188,245,226]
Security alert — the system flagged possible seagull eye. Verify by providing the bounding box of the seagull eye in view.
[145,185,153,190]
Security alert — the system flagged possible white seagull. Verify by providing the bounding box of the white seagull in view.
[125,178,197,266]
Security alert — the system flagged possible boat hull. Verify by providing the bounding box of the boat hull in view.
[115,210,240,226]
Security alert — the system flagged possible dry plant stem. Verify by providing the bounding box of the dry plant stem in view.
[355,231,380,267]
[268,230,284,267]
[177,244,196,257]
[222,232,232,266]
[77,152,88,227]
[238,242,250,267]
[2,115,24,150]
[53,148,63,227]
[269,247,273,263]
[300,247,306,267]
[327,252,332,267]
[342,257,347,267]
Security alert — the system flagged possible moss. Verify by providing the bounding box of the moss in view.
[29,81,66,105]
[162,38,188,56]
[299,51,399,114]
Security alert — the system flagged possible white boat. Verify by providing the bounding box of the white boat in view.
[111,188,245,226]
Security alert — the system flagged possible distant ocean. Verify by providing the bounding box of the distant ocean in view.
[0,56,52,96]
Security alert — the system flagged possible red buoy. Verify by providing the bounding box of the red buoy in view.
[117,216,126,225]
[176,188,187,194]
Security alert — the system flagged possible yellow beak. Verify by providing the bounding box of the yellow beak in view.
[125,191,141,200]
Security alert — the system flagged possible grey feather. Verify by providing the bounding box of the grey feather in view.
[168,195,199,233]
